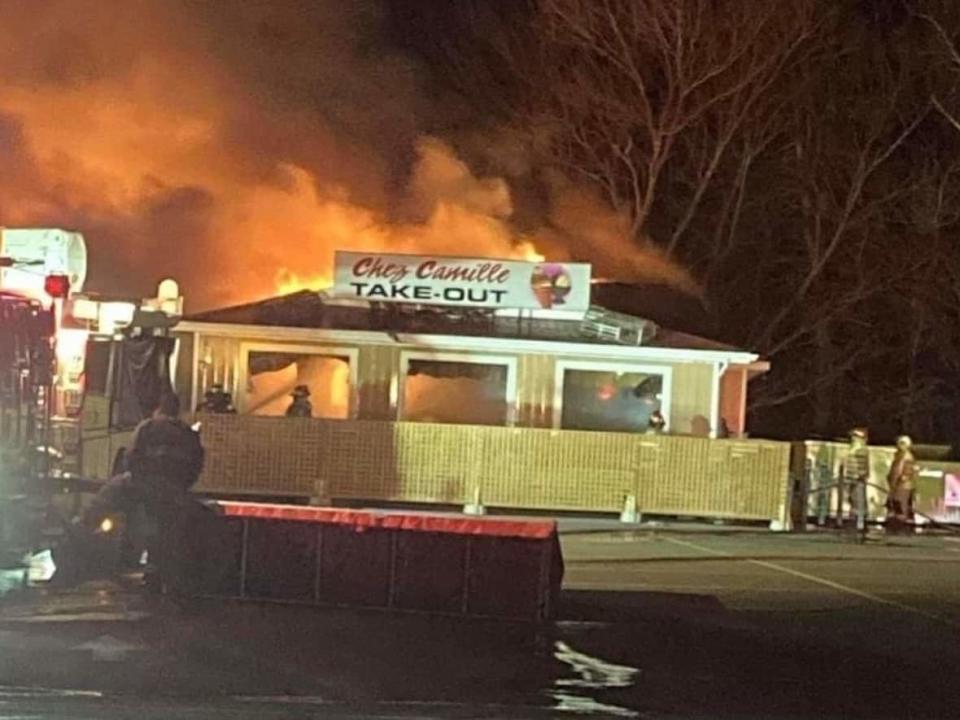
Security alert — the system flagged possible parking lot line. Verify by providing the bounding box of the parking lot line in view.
[662,537,959,629]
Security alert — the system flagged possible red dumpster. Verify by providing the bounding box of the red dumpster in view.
[185,502,564,623]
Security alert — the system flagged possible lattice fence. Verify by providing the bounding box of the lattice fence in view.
[192,416,791,522]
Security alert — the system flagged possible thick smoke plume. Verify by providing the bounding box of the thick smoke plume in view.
[0,0,692,311]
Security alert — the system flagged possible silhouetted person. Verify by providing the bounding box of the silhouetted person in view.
[717,418,731,439]
[196,383,236,414]
[127,393,204,590]
[646,410,666,435]
[690,415,711,437]
[59,393,204,590]
[286,385,313,418]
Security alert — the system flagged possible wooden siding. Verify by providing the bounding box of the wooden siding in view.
[358,344,399,420]
[517,353,554,427]
[669,362,714,435]
[178,331,720,435]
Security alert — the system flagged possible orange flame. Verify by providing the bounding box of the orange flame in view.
[0,2,696,311]
[275,269,332,296]
[0,3,555,310]
[518,241,545,263]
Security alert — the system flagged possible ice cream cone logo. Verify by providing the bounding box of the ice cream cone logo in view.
[530,263,573,309]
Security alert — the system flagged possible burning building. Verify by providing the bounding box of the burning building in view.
[74,250,792,526]
[174,252,766,438]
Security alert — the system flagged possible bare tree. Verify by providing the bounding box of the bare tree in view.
[520,0,819,255]
[729,23,934,425]
[912,1,960,133]
[892,149,960,434]
[753,104,930,353]
[401,1,960,439]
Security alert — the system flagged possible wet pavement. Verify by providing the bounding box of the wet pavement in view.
[3,526,960,718]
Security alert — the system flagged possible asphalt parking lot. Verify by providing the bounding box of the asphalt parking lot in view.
[563,525,960,621]
[559,525,960,717]
[1,524,959,719]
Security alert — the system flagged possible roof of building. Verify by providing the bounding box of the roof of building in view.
[184,287,746,355]
[590,281,716,337]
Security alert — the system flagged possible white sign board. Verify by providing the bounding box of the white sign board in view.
[334,251,591,311]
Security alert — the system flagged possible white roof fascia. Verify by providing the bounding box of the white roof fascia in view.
[395,333,759,365]
[176,320,386,345]
[175,320,759,365]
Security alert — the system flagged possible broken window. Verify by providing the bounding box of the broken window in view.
[401,358,509,426]
[560,368,666,432]
[244,351,351,419]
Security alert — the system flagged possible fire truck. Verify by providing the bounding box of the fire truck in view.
[0,228,181,567]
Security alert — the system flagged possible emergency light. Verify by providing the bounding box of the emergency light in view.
[44,274,71,299]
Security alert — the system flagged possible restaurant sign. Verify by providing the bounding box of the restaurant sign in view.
[333,251,591,311]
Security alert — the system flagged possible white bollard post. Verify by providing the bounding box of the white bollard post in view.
[463,486,486,516]
[620,494,640,524]
[914,513,928,534]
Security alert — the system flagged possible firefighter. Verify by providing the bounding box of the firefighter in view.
[887,435,918,532]
[286,385,313,418]
[125,392,204,591]
[645,410,666,435]
[839,427,870,526]
[196,383,236,414]
[57,393,204,590]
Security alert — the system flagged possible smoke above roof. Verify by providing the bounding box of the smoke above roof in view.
[0,0,696,311]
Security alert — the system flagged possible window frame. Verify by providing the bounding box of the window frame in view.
[552,359,674,432]
[397,351,519,426]
[237,341,359,418]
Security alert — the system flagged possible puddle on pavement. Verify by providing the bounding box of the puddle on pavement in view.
[549,640,640,717]
[4,576,959,718]
[1,582,643,716]
[0,567,26,598]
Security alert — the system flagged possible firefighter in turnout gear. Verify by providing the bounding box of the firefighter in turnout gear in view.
[842,428,870,482]
[286,385,313,418]
[196,383,236,414]
[887,435,918,532]
[840,428,870,527]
